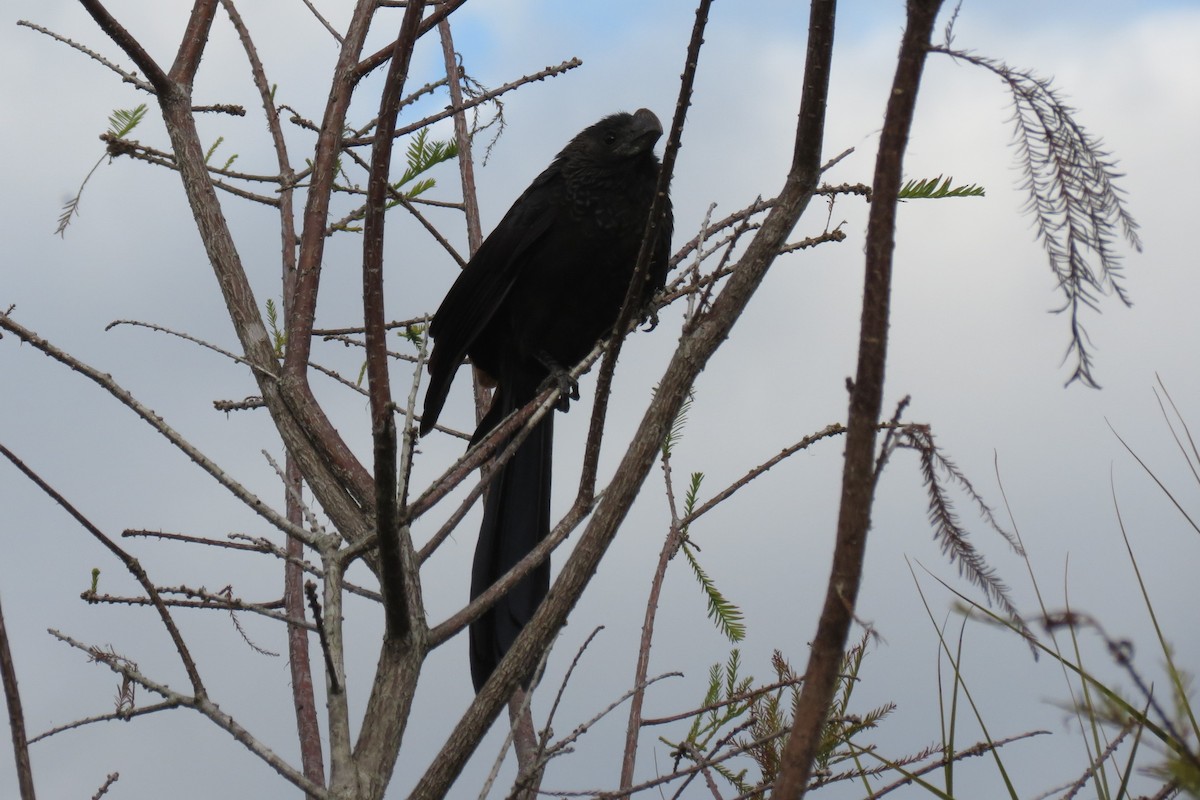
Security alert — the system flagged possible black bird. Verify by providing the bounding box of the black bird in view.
[420,108,673,692]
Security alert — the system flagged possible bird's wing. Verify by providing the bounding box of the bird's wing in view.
[421,166,562,432]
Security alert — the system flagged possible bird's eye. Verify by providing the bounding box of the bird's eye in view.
[603,132,617,145]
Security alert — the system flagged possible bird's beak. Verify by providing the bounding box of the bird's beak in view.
[629,108,664,152]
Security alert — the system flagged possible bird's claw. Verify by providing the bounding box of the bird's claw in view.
[546,369,579,411]
[534,351,579,411]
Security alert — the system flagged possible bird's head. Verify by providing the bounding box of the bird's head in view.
[571,108,664,164]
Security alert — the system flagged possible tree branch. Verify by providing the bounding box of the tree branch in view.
[16,19,153,92]
[772,1,944,796]
[167,0,218,88]
[576,0,709,500]
[0,314,326,550]
[0,597,36,800]
[352,0,470,80]
[76,0,169,91]
[1,445,206,696]
[349,11,434,786]
[76,0,376,548]
[363,0,426,642]
[220,2,325,783]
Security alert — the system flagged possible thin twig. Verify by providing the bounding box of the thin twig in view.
[641,676,806,727]
[682,422,847,527]
[2,444,205,695]
[262,449,330,538]
[539,672,684,771]
[305,581,338,694]
[49,628,326,796]
[83,585,313,633]
[105,318,270,373]
[31,700,181,744]
[0,314,321,549]
[0,597,36,800]
[533,626,606,772]
[16,19,153,92]
[541,729,788,799]
[298,0,342,42]
[90,772,120,800]
[619,444,686,790]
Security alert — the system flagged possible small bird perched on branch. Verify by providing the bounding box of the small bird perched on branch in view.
[420,108,673,692]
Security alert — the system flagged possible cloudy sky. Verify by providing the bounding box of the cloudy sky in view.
[2,1,1198,798]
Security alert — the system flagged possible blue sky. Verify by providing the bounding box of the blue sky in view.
[2,1,1198,798]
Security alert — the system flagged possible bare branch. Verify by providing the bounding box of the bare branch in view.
[362,0,428,640]
[0,597,36,800]
[31,701,179,744]
[90,773,120,800]
[774,2,940,795]
[76,0,170,91]
[102,133,283,206]
[106,318,264,371]
[439,20,484,255]
[620,443,686,790]
[298,0,343,42]
[83,585,312,633]
[0,314,323,550]
[16,19,153,92]
[282,0,385,521]
[304,581,338,694]
[576,0,706,499]
[168,0,219,88]
[682,422,847,527]
[346,58,583,146]
[352,0,473,80]
[3,446,205,695]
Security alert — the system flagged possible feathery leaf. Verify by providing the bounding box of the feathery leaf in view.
[932,46,1141,388]
[106,104,147,139]
[899,174,986,199]
[682,540,746,642]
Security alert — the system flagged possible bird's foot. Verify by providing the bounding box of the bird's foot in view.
[545,368,579,411]
[536,351,579,411]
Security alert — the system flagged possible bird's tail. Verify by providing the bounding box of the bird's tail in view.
[468,383,553,693]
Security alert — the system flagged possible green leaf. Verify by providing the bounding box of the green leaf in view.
[402,177,436,199]
[682,539,746,642]
[204,137,240,171]
[685,661,724,741]
[662,389,695,458]
[204,136,225,165]
[899,174,985,199]
[107,104,147,139]
[682,472,703,521]
[265,298,286,358]
[400,323,426,346]
[392,129,459,199]
[58,105,149,237]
